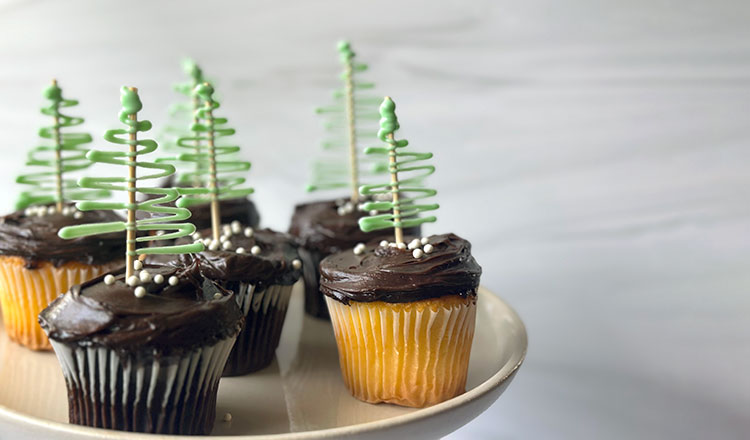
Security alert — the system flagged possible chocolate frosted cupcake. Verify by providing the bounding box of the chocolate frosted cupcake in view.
[289,198,419,319]
[175,224,302,376]
[0,205,124,350]
[39,261,243,434]
[188,197,260,230]
[320,234,481,407]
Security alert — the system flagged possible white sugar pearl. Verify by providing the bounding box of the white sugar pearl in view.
[243,227,254,237]
[250,245,261,255]
[408,239,421,250]
[292,259,302,270]
[209,240,220,251]
[134,286,146,298]
[335,198,345,206]
[62,206,72,215]
[153,274,164,284]
[202,238,211,246]
[139,270,152,282]
[420,237,429,245]
[231,221,242,234]
[126,276,139,287]
[37,209,46,217]
[380,240,389,247]
[192,232,201,240]
[133,260,143,270]
[223,412,232,422]
[23,208,32,216]
[370,210,379,216]
[388,242,397,248]
[423,244,434,254]
[235,247,246,254]
[396,242,406,250]
[47,206,56,215]
[353,244,365,255]
[156,230,165,236]
[168,276,179,286]
[220,235,230,243]
[104,274,115,285]
[337,207,346,216]
[222,241,232,250]
[213,292,222,299]
[222,225,232,235]
[73,211,83,219]
[412,249,424,259]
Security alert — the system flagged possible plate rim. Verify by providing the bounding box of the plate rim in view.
[0,287,527,439]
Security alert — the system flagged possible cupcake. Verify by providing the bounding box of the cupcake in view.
[320,234,481,407]
[320,96,481,407]
[172,225,302,376]
[39,260,243,434]
[289,200,419,319]
[1,80,122,350]
[0,206,124,350]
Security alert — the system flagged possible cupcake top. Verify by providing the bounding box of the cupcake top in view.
[0,205,125,268]
[188,197,260,230]
[319,233,482,304]
[172,226,302,288]
[38,259,243,353]
[289,198,420,255]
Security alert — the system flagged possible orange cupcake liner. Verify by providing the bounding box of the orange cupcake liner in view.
[0,256,120,350]
[326,294,477,408]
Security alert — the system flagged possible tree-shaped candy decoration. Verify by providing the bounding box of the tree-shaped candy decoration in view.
[307,41,383,202]
[359,97,438,244]
[160,59,208,186]
[173,82,254,241]
[16,79,108,211]
[58,87,204,281]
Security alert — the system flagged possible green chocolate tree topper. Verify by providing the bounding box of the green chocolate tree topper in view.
[359,97,438,245]
[16,80,107,211]
[307,41,384,202]
[58,86,204,280]
[170,82,254,242]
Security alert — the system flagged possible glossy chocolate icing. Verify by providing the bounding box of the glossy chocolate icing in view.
[0,206,126,268]
[320,233,482,304]
[288,198,421,317]
[39,258,243,353]
[171,227,301,289]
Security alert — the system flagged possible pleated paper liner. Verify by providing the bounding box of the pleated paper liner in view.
[223,283,294,376]
[50,336,236,435]
[297,247,329,319]
[0,256,121,350]
[326,294,477,408]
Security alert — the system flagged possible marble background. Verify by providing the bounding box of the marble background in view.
[1,0,749,438]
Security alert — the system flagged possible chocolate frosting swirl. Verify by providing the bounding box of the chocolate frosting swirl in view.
[0,206,126,268]
[288,199,420,255]
[320,233,482,304]
[169,228,301,289]
[39,258,243,353]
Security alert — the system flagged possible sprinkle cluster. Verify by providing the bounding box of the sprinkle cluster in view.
[24,205,83,219]
[103,259,179,298]
[335,197,378,216]
[191,220,302,269]
[352,236,434,259]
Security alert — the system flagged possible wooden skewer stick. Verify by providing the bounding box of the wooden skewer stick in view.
[52,79,64,213]
[203,85,221,242]
[125,86,138,279]
[386,130,403,245]
[344,58,359,203]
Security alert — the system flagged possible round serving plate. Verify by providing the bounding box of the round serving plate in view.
[0,285,526,439]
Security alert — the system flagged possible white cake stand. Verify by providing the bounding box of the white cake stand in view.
[0,285,526,439]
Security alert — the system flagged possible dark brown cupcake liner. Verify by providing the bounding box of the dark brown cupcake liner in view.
[297,248,329,319]
[49,336,236,435]
[222,282,294,376]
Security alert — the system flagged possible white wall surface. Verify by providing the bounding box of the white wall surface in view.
[0,0,748,438]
